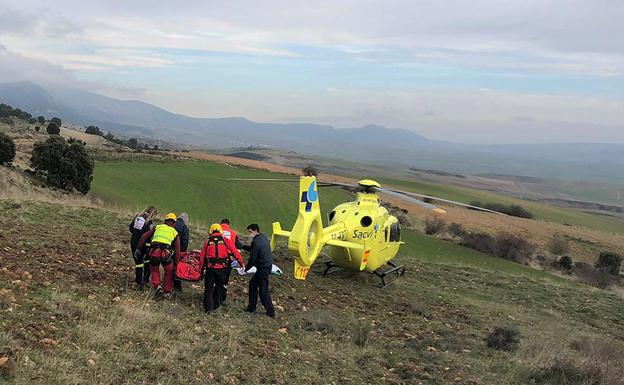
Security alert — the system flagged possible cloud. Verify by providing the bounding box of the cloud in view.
[0,43,146,98]
[1,0,623,74]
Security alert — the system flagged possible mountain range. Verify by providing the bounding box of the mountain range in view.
[1,81,623,183]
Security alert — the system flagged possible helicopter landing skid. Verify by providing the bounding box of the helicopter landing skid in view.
[322,261,406,288]
[374,262,406,288]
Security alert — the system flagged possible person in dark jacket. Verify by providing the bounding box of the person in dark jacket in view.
[173,212,190,292]
[243,223,275,317]
[129,206,157,288]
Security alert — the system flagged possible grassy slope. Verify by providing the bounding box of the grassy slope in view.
[381,177,624,235]
[91,160,353,233]
[2,199,624,385]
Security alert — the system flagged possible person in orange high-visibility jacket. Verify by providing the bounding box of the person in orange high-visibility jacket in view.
[137,213,181,296]
[200,223,245,313]
[219,218,243,304]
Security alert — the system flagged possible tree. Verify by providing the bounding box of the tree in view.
[50,117,62,127]
[595,252,622,276]
[0,132,16,164]
[105,132,115,141]
[85,125,103,136]
[28,117,37,124]
[128,138,138,149]
[153,144,159,150]
[37,116,46,124]
[31,136,94,194]
[46,122,60,135]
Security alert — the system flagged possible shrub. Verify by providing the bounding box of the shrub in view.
[0,132,16,164]
[31,136,94,194]
[486,327,520,351]
[549,235,570,256]
[28,117,37,124]
[460,231,498,254]
[352,321,374,347]
[37,116,46,124]
[574,263,615,289]
[85,125,103,136]
[50,117,62,127]
[46,122,60,135]
[495,232,535,263]
[595,251,622,276]
[558,256,573,271]
[529,337,624,385]
[448,223,466,237]
[34,126,40,132]
[469,201,534,219]
[128,138,138,149]
[302,165,318,177]
[424,216,446,235]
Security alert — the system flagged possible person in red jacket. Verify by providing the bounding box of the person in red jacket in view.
[200,223,245,313]
[219,218,243,304]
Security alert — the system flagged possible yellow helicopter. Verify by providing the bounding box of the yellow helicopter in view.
[229,175,503,287]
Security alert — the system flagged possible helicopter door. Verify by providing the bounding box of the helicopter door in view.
[389,222,401,242]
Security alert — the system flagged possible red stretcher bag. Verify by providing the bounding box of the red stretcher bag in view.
[175,250,204,281]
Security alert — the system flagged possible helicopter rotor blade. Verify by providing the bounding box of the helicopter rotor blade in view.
[225,178,505,215]
[382,188,506,215]
[378,188,446,214]
[224,178,300,182]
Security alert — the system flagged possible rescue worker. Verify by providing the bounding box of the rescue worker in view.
[219,218,243,304]
[173,212,190,292]
[129,206,157,288]
[200,223,245,314]
[136,213,181,297]
[243,224,275,318]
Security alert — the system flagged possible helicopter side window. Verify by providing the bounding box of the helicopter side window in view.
[389,223,401,242]
[328,210,336,222]
[384,227,389,242]
[360,216,372,227]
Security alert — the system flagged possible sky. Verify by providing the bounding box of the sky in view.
[0,0,623,143]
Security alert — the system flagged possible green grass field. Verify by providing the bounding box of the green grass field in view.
[91,160,354,233]
[2,198,623,385]
[381,177,624,235]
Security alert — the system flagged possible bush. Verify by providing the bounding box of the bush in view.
[0,132,16,164]
[558,256,573,271]
[595,252,622,276]
[424,216,446,235]
[469,201,534,219]
[460,232,498,254]
[549,235,570,256]
[37,116,46,124]
[31,136,94,194]
[85,125,103,136]
[486,327,520,351]
[35,126,40,132]
[495,232,535,263]
[302,165,318,177]
[574,263,615,289]
[529,337,624,385]
[448,223,466,237]
[50,117,62,127]
[46,122,60,135]
[128,138,138,149]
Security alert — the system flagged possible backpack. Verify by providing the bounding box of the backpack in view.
[175,251,204,281]
[133,216,146,230]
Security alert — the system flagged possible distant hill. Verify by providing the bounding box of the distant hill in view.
[2,81,624,183]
